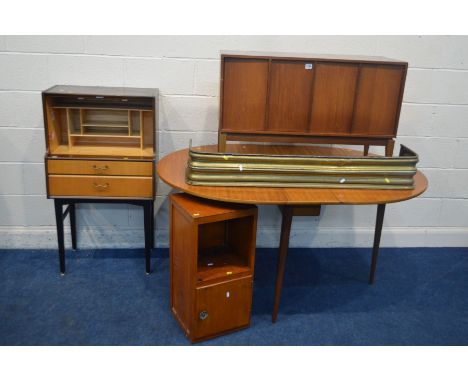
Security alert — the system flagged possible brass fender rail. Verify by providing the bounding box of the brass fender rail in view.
[186,144,419,190]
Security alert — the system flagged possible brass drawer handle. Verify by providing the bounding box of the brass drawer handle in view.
[93,182,110,191]
[92,165,109,172]
[199,311,208,320]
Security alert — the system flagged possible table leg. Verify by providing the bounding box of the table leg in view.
[143,201,152,274]
[218,132,227,152]
[369,204,386,284]
[272,206,294,323]
[385,139,395,157]
[54,199,66,275]
[363,145,370,156]
[70,203,77,250]
[150,201,155,249]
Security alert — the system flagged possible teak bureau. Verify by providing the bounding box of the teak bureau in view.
[43,85,158,274]
[218,51,408,156]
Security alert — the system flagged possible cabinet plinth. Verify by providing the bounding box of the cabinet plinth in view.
[170,193,258,343]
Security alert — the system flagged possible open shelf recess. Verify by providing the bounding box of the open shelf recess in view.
[43,87,157,159]
[55,107,151,151]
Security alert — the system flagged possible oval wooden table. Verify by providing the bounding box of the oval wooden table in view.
[158,144,428,322]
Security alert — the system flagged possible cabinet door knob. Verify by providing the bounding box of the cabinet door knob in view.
[199,311,208,320]
[92,165,108,171]
[93,182,109,190]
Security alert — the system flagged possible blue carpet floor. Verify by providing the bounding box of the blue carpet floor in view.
[0,247,467,345]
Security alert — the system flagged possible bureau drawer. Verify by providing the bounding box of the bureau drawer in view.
[48,175,153,198]
[47,159,153,176]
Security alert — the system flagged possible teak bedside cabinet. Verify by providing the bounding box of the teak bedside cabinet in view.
[169,193,258,342]
[218,51,408,156]
[42,85,158,274]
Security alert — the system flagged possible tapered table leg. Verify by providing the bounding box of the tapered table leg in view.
[70,203,77,250]
[143,201,152,274]
[272,206,294,323]
[369,204,386,284]
[363,145,370,156]
[385,139,395,156]
[54,199,66,275]
[150,201,155,249]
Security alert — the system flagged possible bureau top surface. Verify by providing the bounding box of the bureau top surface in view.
[221,50,407,65]
[158,144,428,206]
[43,85,159,98]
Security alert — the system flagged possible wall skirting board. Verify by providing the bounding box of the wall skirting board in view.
[1,227,467,249]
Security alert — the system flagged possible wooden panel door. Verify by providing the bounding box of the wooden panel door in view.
[221,58,269,132]
[352,65,405,136]
[194,276,252,340]
[267,60,314,133]
[309,63,359,134]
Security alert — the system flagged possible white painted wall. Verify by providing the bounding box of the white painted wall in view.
[0,35,467,248]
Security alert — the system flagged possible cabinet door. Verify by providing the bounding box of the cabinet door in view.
[309,63,359,134]
[267,60,314,133]
[222,58,269,132]
[352,65,405,136]
[194,276,252,340]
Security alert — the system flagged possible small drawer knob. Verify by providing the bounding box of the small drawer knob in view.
[93,182,110,191]
[199,311,208,320]
[92,165,108,172]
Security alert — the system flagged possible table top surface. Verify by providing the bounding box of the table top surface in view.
[157,144,428,205]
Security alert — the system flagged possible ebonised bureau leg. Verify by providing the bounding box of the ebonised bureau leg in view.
[369,204,386,284]
[53,199,66,275]
[70,203,77,250]
[272,206,294,323]
[150,201,155,249]
[143,201,152,274]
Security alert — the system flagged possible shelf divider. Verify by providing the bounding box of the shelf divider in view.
[128,110,131,136]
[140,111,144,150]
[79,109,84,135]
[66,108,72,148]
[69,133,140,139]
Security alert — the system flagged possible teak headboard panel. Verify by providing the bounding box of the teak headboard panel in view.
[218,51,408,156]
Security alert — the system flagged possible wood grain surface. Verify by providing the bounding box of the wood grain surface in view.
[267,60,314,132]
[47,159,153,176]
[221,58,269,132]
[169,193,257,342]
[309,63,358,134]
[48,175,153,198]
